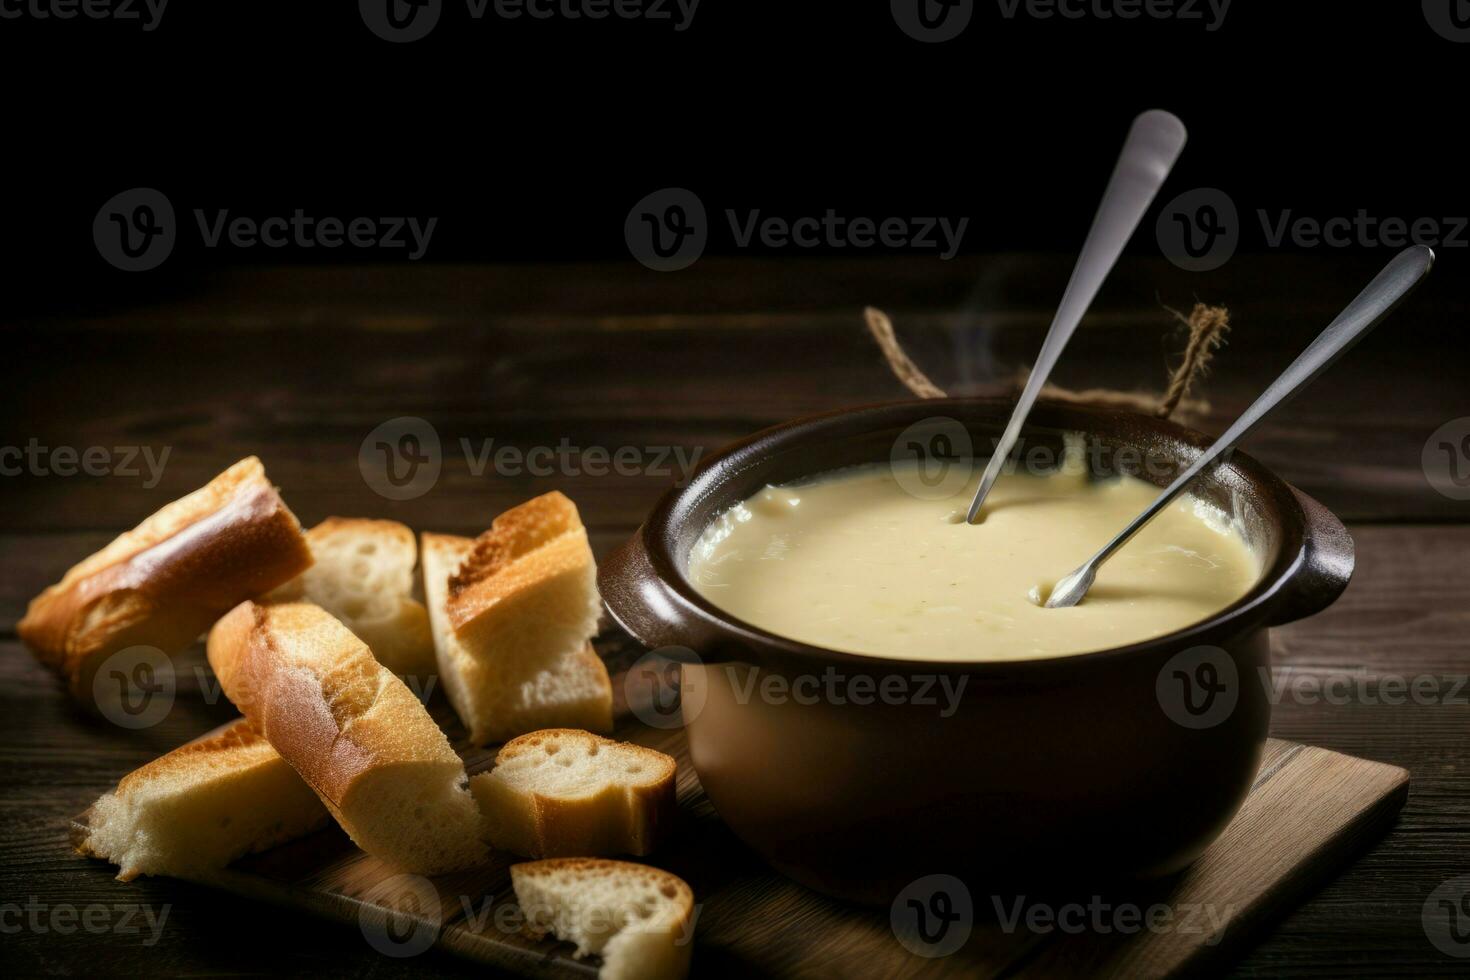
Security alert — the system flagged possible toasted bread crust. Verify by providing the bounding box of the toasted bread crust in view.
[424,529,611,744]
[73,718,278,862]
[18,457,312,699]
[479,730,677,858]
[446,491,591,634]
[206,600,487,873]
[111,717,272,796]
[207,601,445,807]
[75,717,329,881]
[448,491,581,597]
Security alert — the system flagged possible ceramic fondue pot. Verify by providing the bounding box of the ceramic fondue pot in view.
[600,398,1353,905]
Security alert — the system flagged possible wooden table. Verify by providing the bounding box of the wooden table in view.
[3,254,1466,977]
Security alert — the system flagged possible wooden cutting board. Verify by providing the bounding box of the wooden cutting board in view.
[70,654,1409,980]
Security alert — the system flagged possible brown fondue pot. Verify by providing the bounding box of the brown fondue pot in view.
[600,399,1353,905]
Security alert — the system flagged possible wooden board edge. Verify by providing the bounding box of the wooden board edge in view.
[1174,747,1410,977]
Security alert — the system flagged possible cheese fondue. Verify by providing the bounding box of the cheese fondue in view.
[686,461,1259,661]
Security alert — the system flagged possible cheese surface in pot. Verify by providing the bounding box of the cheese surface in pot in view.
[685,461,1260,661]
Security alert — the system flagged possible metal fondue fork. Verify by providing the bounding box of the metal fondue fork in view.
[1044,245,1435,609]
[966,109,1188,524]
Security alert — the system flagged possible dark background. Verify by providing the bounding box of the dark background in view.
[4,2,1466,314]
[4,5,1470,979]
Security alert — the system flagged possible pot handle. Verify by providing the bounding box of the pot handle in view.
[1267,487,1355,626]
[598,529,734,663]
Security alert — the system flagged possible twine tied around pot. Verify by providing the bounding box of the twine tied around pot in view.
[864,303,1230,421]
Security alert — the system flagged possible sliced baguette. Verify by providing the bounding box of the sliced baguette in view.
[511,858,694,980]
[19,456,313,702]
[471,729,676,858]
[442,492,606,719]
[207,600,487,874]
[423,526,612,745]
[446,492,599,645]
[75,718,329,882]
[266,517,435,678]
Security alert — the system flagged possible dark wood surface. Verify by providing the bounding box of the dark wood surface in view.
[3,254,1468,977]
[66,719,1410,980]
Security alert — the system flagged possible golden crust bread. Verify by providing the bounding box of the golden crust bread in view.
[114,718,271,792]
[18,457,313,700]
[446,490,579,590]
[446,491,594,641]
[75,718,329,882]
[206,600,488,874]
[424,528,611,745]
[470,729,676,858]
[448,491,580,598]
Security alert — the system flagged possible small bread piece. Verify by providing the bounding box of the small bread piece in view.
[446,492,597,641]
[511,858,694,980]
[76,718,329,882]
[470,730,676,858]
[444,491,604,691]
[207,600,487,874]
[423,529,612,745]
[266,518,435,678]
[19,456,313,701]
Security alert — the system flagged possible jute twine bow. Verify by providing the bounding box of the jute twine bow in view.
[864,303,1231,420]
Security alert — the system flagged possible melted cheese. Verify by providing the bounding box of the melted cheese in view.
[686,461,1259,661]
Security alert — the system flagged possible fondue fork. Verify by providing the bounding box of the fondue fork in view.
[1044,245,1435,609]
[966,109,1189,524]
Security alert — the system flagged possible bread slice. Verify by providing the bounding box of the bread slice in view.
[266,517,435,679]
[75,718,329,882]
[470,730,676,858]
[207,600,488,874]
[511,858,694,980]
[444,490,604,677]
[18,456,313,702]
[423,526,612,745]
[446,492,602,650]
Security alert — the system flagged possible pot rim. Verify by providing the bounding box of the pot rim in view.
[603,397,1348,676]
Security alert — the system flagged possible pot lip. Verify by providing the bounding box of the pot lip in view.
[614,397,1313,676]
